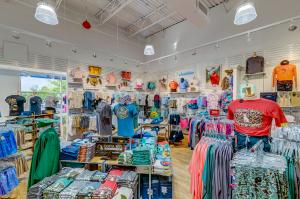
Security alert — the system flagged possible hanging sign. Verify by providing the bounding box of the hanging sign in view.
[209,109,220,117]
[175,69,195,78]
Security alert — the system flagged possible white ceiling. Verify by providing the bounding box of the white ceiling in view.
[0,0,299,73]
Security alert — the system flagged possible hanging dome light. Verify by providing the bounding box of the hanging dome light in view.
[35,1,59,25]
[234,2,257,25]
[144,45,155,56]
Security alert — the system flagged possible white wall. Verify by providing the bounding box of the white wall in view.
[0,71,20,117]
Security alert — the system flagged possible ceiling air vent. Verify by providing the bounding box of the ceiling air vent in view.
[196,0,208,16]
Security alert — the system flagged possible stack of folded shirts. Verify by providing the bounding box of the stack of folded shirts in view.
[77,181,100,199]
[132,147,151,165]
[154,142,172,175]
[75,170,97,181]
[28,167,74,198]
[59,180,86,198]
[60,145,79,160]
[78,143,95,162]
[118,150,133,165]
[116,171,138,189]
[92,180,118,199]
[62,168,84,179]
[106,169,123,182]
[91,171,107,182]
[42,177,73,198]
[113,187,134,199]
[27,174,60,198]
[153,159,172,176]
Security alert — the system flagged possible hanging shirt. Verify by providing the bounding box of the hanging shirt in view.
[96,101,112,136]
[106,72,117,85]
[227,98,287,136]
[5,95,26,116]
[83,91,94,110]
[30,96,43,115]
[45,96,58,109]
[207,93,220,110]
[272,64,297,87]
[210,71,220,85]
[246,56,264,74]
[70,68,84,79]
[113,103,138,137]
[68,91,83,109]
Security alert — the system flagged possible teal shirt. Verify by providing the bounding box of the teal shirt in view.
[202,144,216,199]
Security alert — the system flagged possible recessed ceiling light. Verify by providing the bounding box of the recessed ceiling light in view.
[234,2,257,25]
[35,1,59,25]
[144,45,155,56]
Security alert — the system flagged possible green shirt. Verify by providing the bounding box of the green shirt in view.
[28,127,60,189]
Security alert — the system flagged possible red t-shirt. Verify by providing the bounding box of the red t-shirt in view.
[227,98,287,136]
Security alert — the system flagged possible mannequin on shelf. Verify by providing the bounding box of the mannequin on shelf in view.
[29,91,42,115]
[179,77,189,92]
[246,52,264,74]
[113,95,138,137]
[227,83,287,152]
[5,90,26,116]
[272,60,297,91]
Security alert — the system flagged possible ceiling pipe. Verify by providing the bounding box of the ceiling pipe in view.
[140,15,300,65]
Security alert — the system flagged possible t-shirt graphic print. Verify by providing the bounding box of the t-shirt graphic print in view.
[113,103,138,137]
[234,109,262,128]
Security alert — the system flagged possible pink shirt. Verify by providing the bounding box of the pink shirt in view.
[189,141,208,199]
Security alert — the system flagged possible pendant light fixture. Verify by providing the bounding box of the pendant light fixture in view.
[234,1,257,25]
[35,1,58,25]
[144,45,155,56]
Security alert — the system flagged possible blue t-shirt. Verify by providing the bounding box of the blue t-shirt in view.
[83,91,94,110]
[113,103,138,137]
[30,96,43,115]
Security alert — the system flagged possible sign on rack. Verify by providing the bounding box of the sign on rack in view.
[95,142,125,159]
